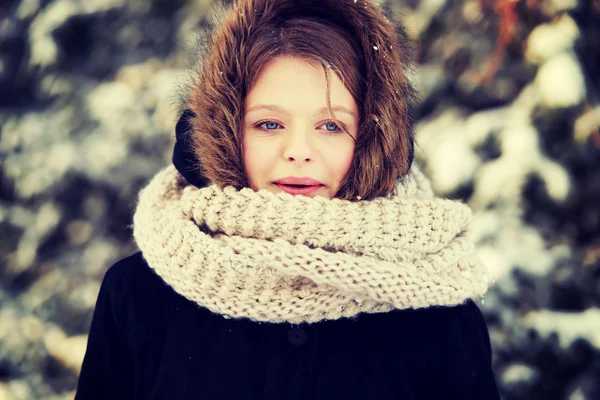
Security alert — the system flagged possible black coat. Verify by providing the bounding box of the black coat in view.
[75,252,500,399]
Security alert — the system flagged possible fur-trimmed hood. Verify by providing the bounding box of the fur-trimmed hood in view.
[174,0,416,199]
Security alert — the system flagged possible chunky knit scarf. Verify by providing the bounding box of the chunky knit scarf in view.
[133,165,488,324]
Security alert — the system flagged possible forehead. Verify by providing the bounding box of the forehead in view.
[244,56,357,114]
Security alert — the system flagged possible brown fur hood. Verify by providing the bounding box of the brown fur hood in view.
[174,0,416,200]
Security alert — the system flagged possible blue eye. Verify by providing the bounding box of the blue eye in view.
[253,120,281,131]
[324,122,339,131]
[264,121,279,130]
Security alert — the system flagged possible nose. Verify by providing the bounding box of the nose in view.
[282,128,313,163]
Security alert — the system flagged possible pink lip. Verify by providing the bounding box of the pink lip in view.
[275,177,323,186]
[273,177,324,196]
[275,184,323,196]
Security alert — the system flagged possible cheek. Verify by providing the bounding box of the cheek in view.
[243,138,255,181]
[243,135,266,187]
[329,140,355,178]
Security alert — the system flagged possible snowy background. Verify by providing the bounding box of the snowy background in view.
[1,0,599,399]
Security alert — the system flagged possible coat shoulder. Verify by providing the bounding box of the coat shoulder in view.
[416,300,499,398]
[101,252,200,337]
[382,299,488,339]
[407,300,492,361]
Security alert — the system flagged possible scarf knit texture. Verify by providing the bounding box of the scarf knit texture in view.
[133,165,488,324]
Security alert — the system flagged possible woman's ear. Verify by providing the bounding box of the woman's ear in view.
[172,109,210,188]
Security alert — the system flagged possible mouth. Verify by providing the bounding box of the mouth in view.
[273,182,324,196]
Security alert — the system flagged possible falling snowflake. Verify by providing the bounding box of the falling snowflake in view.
[373,45,379,51]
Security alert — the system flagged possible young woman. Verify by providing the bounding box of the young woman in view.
[76,0,500,398]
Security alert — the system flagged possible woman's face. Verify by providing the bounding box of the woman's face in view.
[243,56,358,199]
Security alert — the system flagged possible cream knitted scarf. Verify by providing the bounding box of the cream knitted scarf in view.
[133,165,488,324]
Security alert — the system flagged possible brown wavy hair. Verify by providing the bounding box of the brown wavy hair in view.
[186,0,416,200]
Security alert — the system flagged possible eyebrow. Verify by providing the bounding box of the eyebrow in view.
[245,104,357,119]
